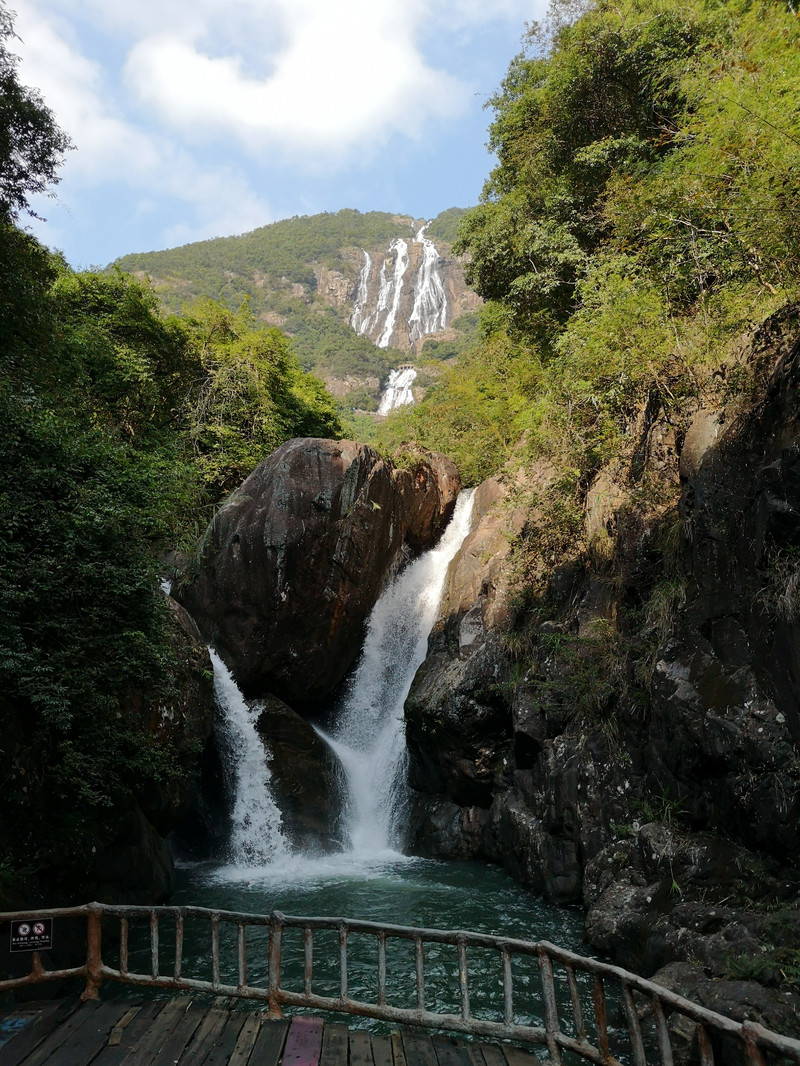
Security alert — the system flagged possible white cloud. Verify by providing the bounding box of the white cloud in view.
[12,2,160,178]
[8,0,542,261]
[11,1,272,247]
[123,0,465,157]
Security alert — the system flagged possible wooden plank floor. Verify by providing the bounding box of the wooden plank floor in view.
[0,999,542,1066]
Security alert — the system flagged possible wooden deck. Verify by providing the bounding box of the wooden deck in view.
[0,997,543,1066]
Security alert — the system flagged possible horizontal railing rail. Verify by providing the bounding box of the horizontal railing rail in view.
[1,902,799,1066]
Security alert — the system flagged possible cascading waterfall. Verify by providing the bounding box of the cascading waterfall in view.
[210,648,290,866]
[321,490,475,857]
[377,238,409,348]
[351,238,409,348]
[377,366,417,416]
[409,225,447,343]
[350,250,372,333]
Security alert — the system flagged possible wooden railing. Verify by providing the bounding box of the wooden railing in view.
[2,902,799,1066]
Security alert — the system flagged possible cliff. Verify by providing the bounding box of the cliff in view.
[404,306,800,1034]
[112,209,481,408]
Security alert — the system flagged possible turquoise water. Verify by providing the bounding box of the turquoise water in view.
[137,853,593,1037]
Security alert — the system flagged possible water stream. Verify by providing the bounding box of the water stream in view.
[320,489,475,855]
[173,495,586,1027]
[377,366,418,416]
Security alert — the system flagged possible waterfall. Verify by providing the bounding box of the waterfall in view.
[350,250,372,333]
[210,649,290,866]
[377,366,417,416]
[409,225,447,343]
[322,490,475,857]
[377,238,409,348]
[353,238,409,348]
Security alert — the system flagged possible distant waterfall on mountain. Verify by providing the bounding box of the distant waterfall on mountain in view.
[350,250,373,334]
[210,649,290,867]
[377,239,409,348]
[320,490,475,855]
[409,225,447,342]
[377,366,417,415]
[350,225,449,350]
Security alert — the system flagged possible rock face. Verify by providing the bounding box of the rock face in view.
[256,696,342,849]
[179,438,459,706]
[405,306,800,1031]
[49,596,216,905]
[349,227,482,355]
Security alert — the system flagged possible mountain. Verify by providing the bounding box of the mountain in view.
[112,208,482,409]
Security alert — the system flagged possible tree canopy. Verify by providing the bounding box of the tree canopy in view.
[0,3,71,219]
[384,0,800,484]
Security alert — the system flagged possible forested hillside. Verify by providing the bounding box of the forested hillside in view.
[379,0,800,483]
[384,0,800,1015]
[0,4,343,900]
[112,207,479,408]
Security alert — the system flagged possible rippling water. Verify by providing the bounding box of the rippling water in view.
[148,854,590,1036]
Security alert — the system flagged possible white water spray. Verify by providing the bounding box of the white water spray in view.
[409,225,447,343]
[377,239,409,348]
[377,366,418,416]
[350,250,373,333]
[210,649,290,866]
[322,490,475,857]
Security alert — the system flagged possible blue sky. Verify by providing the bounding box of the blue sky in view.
[11,0,547,269]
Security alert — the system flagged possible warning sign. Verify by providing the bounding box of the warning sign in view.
[10,918,53,953]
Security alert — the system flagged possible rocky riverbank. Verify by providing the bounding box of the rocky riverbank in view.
[404,306,800,1034]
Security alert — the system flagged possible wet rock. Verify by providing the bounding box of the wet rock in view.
[178,438,459,706]
[134,596,215,835]
[87,806,175,904]
[255,696,342,850]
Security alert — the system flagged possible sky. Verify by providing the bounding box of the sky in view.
[9,0,548,269]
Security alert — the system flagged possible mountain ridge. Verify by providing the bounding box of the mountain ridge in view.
[112,207,481,410]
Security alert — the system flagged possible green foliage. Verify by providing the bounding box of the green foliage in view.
[0,4,71,220]
[426,207,470,244]
[115,209,409,295]
[0,225,341,886]
[404,0,800,492]
[183,299,341,496]
[279,298,399,379]
[0,257,196,879]
[378,327,534,484]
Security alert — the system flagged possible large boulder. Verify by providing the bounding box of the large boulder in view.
[256,696,342,850]
[179,438,459,706]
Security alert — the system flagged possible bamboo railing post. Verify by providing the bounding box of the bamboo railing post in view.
[539,949,563,1066]
[150,910,160,979]
[304,925,313,996]
[81,906,103,1001]
[267,912,284,1019]
[174,913,184,982]
[211,915,220,990]
[742,1023,768,1066]
[119,916,129,977]
[377,931,388,1007]
[501,947,514,1027]
[458,937,471,1021]
[593,976,612,1065]
[339,921,349,1001]
[697,1022,715,1066]
[566,965,587,1044]
[621,981,647,1066]
[653,997,675,1066]
[415,935,426,1012]
[237,922,247,989]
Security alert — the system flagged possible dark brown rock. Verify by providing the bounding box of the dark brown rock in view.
[255,695,341,849]
[178,438,460,706]
[134,596,215,834]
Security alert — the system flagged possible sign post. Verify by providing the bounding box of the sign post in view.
[10,919,53,953]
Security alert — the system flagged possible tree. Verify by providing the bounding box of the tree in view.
[0,2,71,220]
